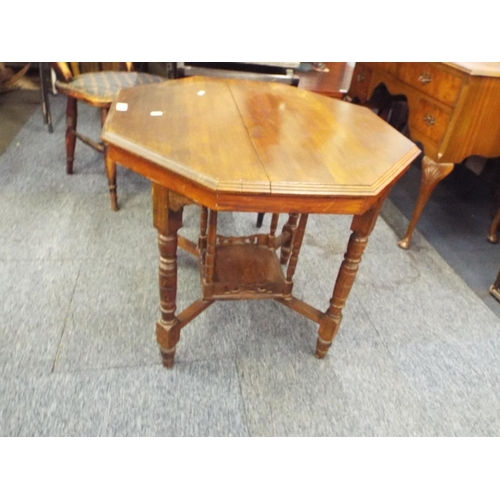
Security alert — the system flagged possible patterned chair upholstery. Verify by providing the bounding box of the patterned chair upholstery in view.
[53,63,165,210]
[55,71,163,104]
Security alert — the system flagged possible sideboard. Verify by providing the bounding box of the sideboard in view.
[347,62,500,248]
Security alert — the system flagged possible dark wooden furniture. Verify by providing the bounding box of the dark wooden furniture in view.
[102,76,419,368]
[175,62,300,86]
[297,62,355,99]
[348,62,500,248]
[52,62,164,210]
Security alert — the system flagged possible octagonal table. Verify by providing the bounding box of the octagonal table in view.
[102,76,420,368]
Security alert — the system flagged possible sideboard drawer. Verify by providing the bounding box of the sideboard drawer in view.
[375,62,399,76]
[409,98,451,145]
[398,63,463,107]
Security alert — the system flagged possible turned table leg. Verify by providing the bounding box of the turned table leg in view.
[316,198,385,359]
[280,213,299,265]
[398,156,454,249]
[283,214,308,297]
[153,183,184,368]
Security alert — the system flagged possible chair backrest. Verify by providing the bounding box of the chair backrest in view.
[175,62,300,86]
[52,62,134,82]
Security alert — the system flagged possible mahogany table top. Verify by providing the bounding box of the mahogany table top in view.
[102,76,420,214]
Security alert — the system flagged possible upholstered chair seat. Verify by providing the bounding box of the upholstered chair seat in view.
[55,71,164,104]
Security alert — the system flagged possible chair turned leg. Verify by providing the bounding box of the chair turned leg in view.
[104,152,118,211]
[101,108,118,211]
[65,97,77,174]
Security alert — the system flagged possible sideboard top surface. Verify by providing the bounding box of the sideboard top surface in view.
[444,62,500,77]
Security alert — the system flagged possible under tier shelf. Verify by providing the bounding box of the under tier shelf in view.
[201,243,286,299]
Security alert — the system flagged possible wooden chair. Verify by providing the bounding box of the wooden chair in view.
[52,62,165,210]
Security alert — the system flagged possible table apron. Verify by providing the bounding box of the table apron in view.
[106,144,386,215]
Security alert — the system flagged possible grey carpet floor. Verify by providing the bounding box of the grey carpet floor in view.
[1,94,500,436]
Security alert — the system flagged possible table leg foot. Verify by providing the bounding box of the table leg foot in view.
[160,347,176,368]
[317,306,342,360]
[315,337,331,359]
[398,236,411,249]
[157,320,181,369]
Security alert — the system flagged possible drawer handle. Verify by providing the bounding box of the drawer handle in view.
[357,73,365,82]
[418,72,432,84]
[423,114,436,126]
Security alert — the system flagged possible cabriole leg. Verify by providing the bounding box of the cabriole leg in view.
[398,156,454,249]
